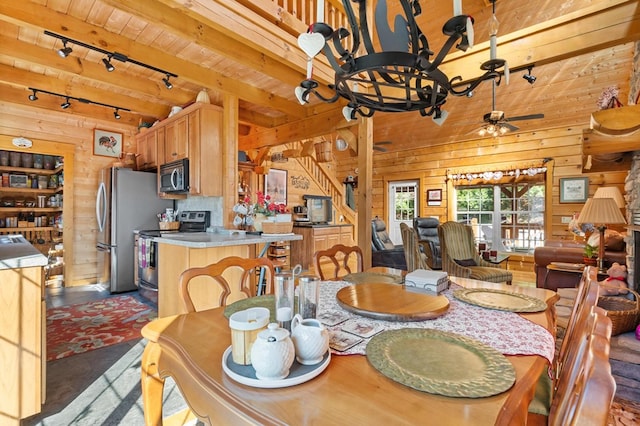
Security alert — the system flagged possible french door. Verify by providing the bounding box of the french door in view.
[387,180,419,245]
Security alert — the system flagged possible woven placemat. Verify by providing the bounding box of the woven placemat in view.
[453,288,547,313]
[366,328,515,398]
[342,272,404,284]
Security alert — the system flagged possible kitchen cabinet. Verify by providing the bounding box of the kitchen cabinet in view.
[0,137,74,287]
[136,103,223,198]
[290,225,354,270]
[164,115,189,163]
[0,236,48,424]
[135,130,159,171]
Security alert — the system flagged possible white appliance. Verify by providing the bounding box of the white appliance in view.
[96,167,173,293]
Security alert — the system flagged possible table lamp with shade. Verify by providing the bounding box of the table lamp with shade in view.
[577,194,626,274]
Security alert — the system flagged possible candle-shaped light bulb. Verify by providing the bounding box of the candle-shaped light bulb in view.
[453,0,462,16]
[317,0,325,23]
[489,13,499,36]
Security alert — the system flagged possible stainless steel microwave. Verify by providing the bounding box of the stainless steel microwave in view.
[159,158,189,193]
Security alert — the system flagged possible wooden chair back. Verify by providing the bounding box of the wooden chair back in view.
[549,306,615,426]
[400,222,428,272]
[555,266,599,380]
[178,256,275,313]
[313,244,364,280]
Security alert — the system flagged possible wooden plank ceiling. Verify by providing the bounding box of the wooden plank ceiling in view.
[0,0,638,153]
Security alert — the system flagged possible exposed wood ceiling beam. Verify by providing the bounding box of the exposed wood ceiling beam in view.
[0,1,305,123]
[441,0,639,82]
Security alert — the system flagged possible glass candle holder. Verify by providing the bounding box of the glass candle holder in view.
[274,271,295,332]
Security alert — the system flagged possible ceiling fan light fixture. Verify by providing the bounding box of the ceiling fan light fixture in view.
[335,138,348,151]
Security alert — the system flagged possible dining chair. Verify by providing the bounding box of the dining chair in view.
[437,221,512,284]
[528,306,615,426]
[313,244,364,280]
[178,256,275,312]
[399,222,428,272]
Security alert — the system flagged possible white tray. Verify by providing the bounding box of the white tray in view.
[221,346,330,388]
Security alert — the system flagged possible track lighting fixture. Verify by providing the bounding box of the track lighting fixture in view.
[57,39,73,58]
[28,87,130,120]
[162,74,173,89]
[523,66,537,84]
[44,30,177,88]
[102,56,115,72]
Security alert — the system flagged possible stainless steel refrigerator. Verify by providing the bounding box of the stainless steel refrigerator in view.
[96,167,173,293]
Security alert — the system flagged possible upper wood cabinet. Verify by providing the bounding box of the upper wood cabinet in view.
[135,103,223,197]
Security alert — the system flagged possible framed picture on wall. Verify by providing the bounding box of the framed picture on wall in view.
[427,189,442,206]
[264,169,287,205]
[93,129,123,158]
[559,177,589,203]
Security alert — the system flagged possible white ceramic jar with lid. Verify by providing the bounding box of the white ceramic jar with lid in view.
[250,323,295,380]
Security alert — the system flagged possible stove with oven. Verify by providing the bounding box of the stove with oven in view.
[136,210,210,303]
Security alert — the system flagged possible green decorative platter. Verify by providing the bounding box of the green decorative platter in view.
[366,328,515,398]
[453,288,547,313]
[342,272,404,285]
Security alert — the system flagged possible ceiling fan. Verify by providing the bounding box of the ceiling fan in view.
[476,80,544,137]
[335,136,392,152]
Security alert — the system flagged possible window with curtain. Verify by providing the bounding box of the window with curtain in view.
[455,182,545,253]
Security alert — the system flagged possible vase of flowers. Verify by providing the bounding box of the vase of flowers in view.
[232,191,288,232]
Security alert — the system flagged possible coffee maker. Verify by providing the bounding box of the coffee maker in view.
[293,205,309,222]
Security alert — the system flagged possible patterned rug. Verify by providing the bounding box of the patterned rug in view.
[46,295,157,361]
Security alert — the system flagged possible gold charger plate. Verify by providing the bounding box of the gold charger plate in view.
[366,328,516,398]
[452,288,547,313]
[342,272,404,284]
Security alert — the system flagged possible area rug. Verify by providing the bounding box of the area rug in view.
[47,295,157,361]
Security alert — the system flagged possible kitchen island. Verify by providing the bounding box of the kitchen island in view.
[155,231,302,317]
[290,224,354,269]
[0,235,48,424]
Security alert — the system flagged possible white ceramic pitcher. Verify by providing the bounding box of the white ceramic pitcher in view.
[291,314,329,365]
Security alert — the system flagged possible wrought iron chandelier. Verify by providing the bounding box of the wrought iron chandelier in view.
[295,0,507,124]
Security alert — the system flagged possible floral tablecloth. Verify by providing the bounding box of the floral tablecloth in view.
[320,280,555,365]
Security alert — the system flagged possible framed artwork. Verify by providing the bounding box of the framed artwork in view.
[427,189,442,206]
[265,169,288,204]
[559,177,589,203]
[93,129,123,158]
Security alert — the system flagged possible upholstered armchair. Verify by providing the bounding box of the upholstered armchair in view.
[371,218,407,270]
[413,217,442,270]
[400,223,428,272]
[437,221,512,284]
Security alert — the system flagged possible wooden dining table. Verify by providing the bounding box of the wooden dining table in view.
[141,277,558,426]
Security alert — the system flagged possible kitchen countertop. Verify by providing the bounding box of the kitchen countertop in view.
[293,223,352,228]
[154,231,302,248]
[0,234,48,270]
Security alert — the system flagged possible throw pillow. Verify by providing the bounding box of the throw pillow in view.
[454,258,477,267]
[587,229,625,251]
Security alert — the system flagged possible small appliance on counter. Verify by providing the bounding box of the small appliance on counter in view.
[137,210,211,304]
[292,205,309,223]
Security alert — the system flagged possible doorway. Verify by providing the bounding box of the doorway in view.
[387,180,419,244]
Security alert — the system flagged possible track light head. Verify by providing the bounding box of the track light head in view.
[57,40,73,58]
[102,56,115,72]
[523,66,536,84]
[60,97,71,109]
[113,108,121,119]
[28,89,38,101]
[163,74,173,89]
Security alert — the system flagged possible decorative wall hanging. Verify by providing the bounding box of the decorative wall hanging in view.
[265,169,288,205]
[559,177,589,203]
[427,189,443,206]
[93,129,123,158]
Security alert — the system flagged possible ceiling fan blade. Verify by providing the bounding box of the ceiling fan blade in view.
[505,113,544,122]
[502,122,519,131]
[373,146,388,152]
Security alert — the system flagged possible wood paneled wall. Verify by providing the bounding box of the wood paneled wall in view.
[335,125,628,242]
[0,103,137,286]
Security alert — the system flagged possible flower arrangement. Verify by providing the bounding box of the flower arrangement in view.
[232,191,288,229]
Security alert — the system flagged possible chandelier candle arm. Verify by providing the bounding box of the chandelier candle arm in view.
[453,0,462,16]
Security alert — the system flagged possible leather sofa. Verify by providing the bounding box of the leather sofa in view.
[534,239,626,291]
[413,217,442,269]
[371,218,407,271]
